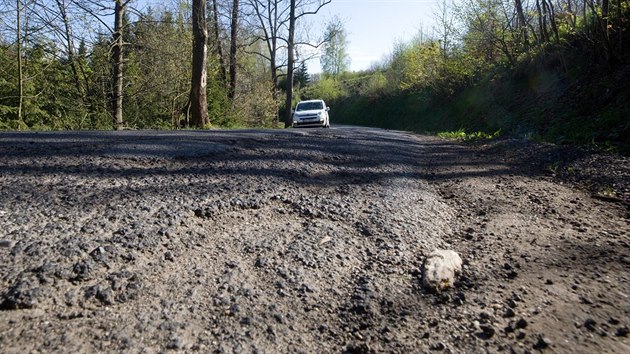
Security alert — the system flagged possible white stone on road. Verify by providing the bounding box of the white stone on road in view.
[422,249,463,292]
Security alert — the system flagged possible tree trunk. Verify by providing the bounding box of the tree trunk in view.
[16,0,23,126]
[228,0,239,100]
[284,0,296,128]
[55,0,84,98]
[113,0,124,130]
[211,0,227,87]
[270,51,278,100]
[514,0,529,49]
[536,0,549,43]
[544,0,560,43]
[617,0,626,59]
[190,0,210,128]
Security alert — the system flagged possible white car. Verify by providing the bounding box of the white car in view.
[292,99,330,128]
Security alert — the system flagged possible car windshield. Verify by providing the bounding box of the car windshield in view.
[296,101,323,111]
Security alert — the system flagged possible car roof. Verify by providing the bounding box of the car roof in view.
[297,100,324,104]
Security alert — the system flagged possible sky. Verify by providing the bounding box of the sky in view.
[136,0,441,73]
[311,0,439,72]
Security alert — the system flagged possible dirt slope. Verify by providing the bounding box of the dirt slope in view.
[0,128,628,353]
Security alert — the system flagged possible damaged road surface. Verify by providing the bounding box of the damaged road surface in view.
[0,128,628,353]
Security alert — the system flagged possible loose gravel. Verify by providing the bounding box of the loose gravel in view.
[0,128,628,353]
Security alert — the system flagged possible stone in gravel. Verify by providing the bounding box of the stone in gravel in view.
[533,336,552,350]
[479,311,492,322]
[504,308,516,318]
[584,318,597,331]
[506,298,518,308]
[345,341,373,354]
[72,260,93,282]
[505,270,518,279]
[477,324,495,339]
[429,342,446,351]
[616,326,629,337]
[0,277,43,310]
[453,292,465,305]
[164,251,175,262]
[166,338,184,350]
[319,236,332,245]
[515,318,528,329]
[428,318,439,327]
[422,249,462,292]
[254,257,268,268]
[0,240,13,248]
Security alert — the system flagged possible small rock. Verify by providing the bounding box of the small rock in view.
[533,335,552,350]
[453,292,465,305]
[72,261,93,282]
[422,249,463,292]
[429,342,446,351]
[478,324,495,339]
[579,296,593,305]
[345,341,372,353]
[616,326,629,337]
[164,251,175,262]
[0,240,13,248]
[479,311,492,322]
[229,303,240,316]
[166,338,184,350]
[505,270,518,279]
[506,298,517,308]
[319,236,332,245]
[254,258,268,268]
[515,318,528,329]
[428,318,439,327]
[584,318,597,331]
[504,308,516,318]
[0,277,43,309]
[96,287,114,306]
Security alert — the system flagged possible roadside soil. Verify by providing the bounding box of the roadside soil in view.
[0,128,628,353]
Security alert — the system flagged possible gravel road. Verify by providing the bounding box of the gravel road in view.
[0,127,628,353]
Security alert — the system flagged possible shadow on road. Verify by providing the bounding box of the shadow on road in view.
[0,129,568,189]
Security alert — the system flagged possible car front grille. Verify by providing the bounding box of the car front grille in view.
[298,114,319,121]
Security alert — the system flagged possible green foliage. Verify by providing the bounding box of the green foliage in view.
[324,0,630,153]
[437,128,500,141]
[295,63,310,88]
[359,71,388,98]
[320,16,350,77]
[388,40,443,91]
[303,77,346,102]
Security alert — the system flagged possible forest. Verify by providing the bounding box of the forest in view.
[312,0,630,152]
[0,0,331,130]
[1,0,629,151]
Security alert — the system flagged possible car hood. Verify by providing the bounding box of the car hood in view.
[294,109,323,116]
